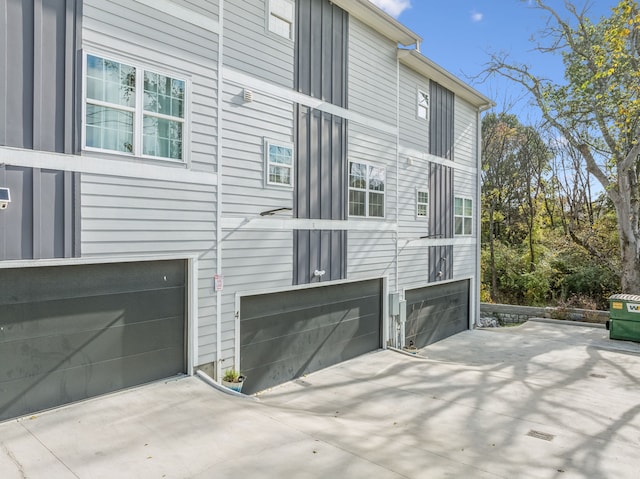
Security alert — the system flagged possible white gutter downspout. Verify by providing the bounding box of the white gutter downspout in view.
[215,0,225,381]
[395,54,403,349]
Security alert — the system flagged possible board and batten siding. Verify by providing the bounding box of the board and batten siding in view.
[398,64,430,153]
[454,99,478,170]
[224,0,294,88]
[82,0,219,173]
[348,17,398,124]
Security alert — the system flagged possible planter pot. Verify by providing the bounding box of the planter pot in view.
[222,376,245,393]
[403,346,418,354]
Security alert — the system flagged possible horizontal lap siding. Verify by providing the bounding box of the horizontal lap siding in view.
[399,65,430,153]
[224,0,294,88]
[454,99,477,170]
[83,0,219,173]
[453,243,476,279]
[348,18,397,124]
[348,231,396,291]
[222,86,295,216]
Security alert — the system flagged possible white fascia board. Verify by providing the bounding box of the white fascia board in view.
[132,0,220,34]
[397,49,494,110]
[398,236,477,248]
[0,147,217,186]
[330,0,421,47]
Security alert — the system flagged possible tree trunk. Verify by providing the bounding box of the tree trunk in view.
[489,204,497,301]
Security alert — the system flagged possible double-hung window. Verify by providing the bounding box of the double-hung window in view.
[454,197,473,235]
[85,54,186,161]
[266,140,294,187]
[269,0,295,40]
[417,90,430,120]
[416,190,429,218]
[349,161,385,218]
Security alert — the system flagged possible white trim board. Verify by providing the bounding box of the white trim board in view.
[399,145,477,175]
[132,0,220,34]
[223,67,398,136]
[0,147,217,186]
[221,216,399,232]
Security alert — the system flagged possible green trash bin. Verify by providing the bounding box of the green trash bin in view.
[607,294,640,342]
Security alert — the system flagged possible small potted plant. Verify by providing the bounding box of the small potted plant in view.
[221,369,245,393]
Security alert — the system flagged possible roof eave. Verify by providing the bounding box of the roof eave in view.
[397,49,494,110]
[329,0,421,47]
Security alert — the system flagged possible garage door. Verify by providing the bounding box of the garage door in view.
[240,279,382,394]
[405,280,469,349]
[0,260,186,422]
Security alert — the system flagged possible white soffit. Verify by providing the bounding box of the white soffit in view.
[330,0,421,46]
[397,49,494,110]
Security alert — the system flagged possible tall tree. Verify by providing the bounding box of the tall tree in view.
[484,0,640,292]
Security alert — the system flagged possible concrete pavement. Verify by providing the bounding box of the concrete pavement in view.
[1,320,639,478]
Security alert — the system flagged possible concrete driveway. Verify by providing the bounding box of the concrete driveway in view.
[1,320,639,478]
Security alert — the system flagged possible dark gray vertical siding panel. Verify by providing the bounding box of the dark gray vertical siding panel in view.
[429,162,454,281]
[295,106,309,218]
[0,166,77,260]
[429,81,455,160]
[0,0,79,153]
[293,230,346,284]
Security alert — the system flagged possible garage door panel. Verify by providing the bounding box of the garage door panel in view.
[0,287,185,342]
[0,348,184,421]
[241,330,380,394]
[241,299,380,347]
[0,261,185,305]
[0,260,186,422]
[240,279,382,394]
[406,280,469,349]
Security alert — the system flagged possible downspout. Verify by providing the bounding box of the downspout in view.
[474,108,482,328]
[215,0,225,381]
[395,54,403,348]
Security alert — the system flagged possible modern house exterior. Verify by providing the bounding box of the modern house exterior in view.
[0,0,492,420]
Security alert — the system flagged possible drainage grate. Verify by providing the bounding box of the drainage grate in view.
[527,430,555,441]
[590,373,607,379]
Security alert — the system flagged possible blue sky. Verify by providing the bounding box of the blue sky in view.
[369,0,620,121]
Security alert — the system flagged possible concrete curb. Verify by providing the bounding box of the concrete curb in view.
[529,317,606,329]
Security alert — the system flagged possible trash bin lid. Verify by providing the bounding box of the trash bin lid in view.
[609,294,640,302]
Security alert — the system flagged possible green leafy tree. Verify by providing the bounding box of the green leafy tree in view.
[484,0,640,292]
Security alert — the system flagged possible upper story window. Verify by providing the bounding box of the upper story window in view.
[269,0,295,40]
[417,90,430,120]
[84,54,186,161]
[349,161,385,218]
[454,197,473,235]
[416,190,429,218]
[265,140,294,187]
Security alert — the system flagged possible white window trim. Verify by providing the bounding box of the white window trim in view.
[348,160,386,219]
[416,188,429,219]
[82,51,191,164]
[267,0,295,41]
[265,139,294,188]
[454,196,474,236]
[417,88,430,121]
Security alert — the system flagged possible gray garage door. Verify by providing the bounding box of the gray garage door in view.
[405,280,469,349]
[0,260,186,422]
[240,279,382,394]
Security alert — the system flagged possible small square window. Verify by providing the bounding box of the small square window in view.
[269,0,295,40]
[417,90,429,120]
[266,140,294,187]
[417,190,429,217]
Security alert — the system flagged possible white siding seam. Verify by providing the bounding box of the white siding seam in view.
[132,0,220,34]
[399,145,477,174]
[0,147,217,185]
[223,67,398,135]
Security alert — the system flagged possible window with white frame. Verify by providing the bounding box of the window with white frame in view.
[266,140,294,187]
[416,190,429,218]
[85,54,186,161]
[454,197,473,235]
[349,161,385,217]
[417,90,429,120]
[269,0,295,40]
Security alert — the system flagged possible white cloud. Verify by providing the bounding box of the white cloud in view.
[471,11,484,22]
[368,0,411,18]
